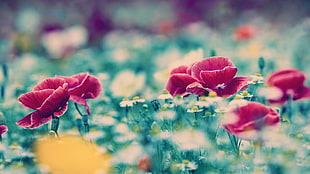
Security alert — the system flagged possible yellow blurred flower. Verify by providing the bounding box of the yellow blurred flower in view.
[35,136,111,174]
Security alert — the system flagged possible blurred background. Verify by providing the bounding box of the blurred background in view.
[1,0,310,97]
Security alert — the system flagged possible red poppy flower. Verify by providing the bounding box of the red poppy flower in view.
[222,102,280,140]
[58,73,102,115]
[0,125,8,135]
[166,57,249,97]
[16,77,70,129]
[137,155,151,172]
[166,65,197,97]
[266,69,310,105]
[233,24,256,41]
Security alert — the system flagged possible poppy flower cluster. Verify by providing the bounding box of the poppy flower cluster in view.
[166,56,250,98]
[266,69,310,105]
[16,72,102,129]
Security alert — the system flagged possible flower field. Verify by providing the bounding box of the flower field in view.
[1,0,310,173]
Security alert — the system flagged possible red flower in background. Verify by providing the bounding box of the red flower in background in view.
[166,57,249,97]
[266,69,310,105]
[138,155,151,172]
[16,77,70,129]
[0,125,8,135]
[58,72,102,115]
[222,102,280,140]
[233,24,256,41]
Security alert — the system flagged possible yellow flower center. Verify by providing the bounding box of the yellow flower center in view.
[183,160,189,164]
[199,96,207,101]
[133,96,140,100]
[254,73,262,76]
[162,89,169,94]
[242,91,249,96]
[208,91,217,97]
[192,106,199,111]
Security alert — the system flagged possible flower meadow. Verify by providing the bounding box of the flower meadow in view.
[1,0,310,174]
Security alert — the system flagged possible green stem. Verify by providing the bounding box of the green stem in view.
[49,114,59,137]
[286,94,293,123]
[227,132,241,157]
[0,64,8,102]
[83,117,89,134]
[0,135,4,162]
[250,84,259,101]
[74,103,89,134]
[74,102,85,116]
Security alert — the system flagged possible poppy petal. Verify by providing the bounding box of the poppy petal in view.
[16,112,33,128]
[29,114,52,129]
[68,74,90,97]
[16,112,40,128]
[267,95,287,105]
[191,57,235,80]
[199,67,237,87]
[33,77,67,90]
[18,89,54,110]
[299,86,310,99]
[56,75,80,88]
[218,77,250,97]
[70,95,90,115]
[170,65,188,74]
[54,103,69,117]
[267,69,305,91]
[39,86,70,117]
[82,75,102,99]
[0,125,8,135]
[166,73,197,97]
[186,81,208,96]
[222,102,280,140]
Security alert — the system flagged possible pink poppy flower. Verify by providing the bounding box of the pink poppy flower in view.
[58,73,102,115]
[266,69,310,105]
[222,102,280,140]
[0,125,8,135]
[16,77,70,129]
[166,57,250,97]
[137,155,151,172]
[233,24,256,41]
